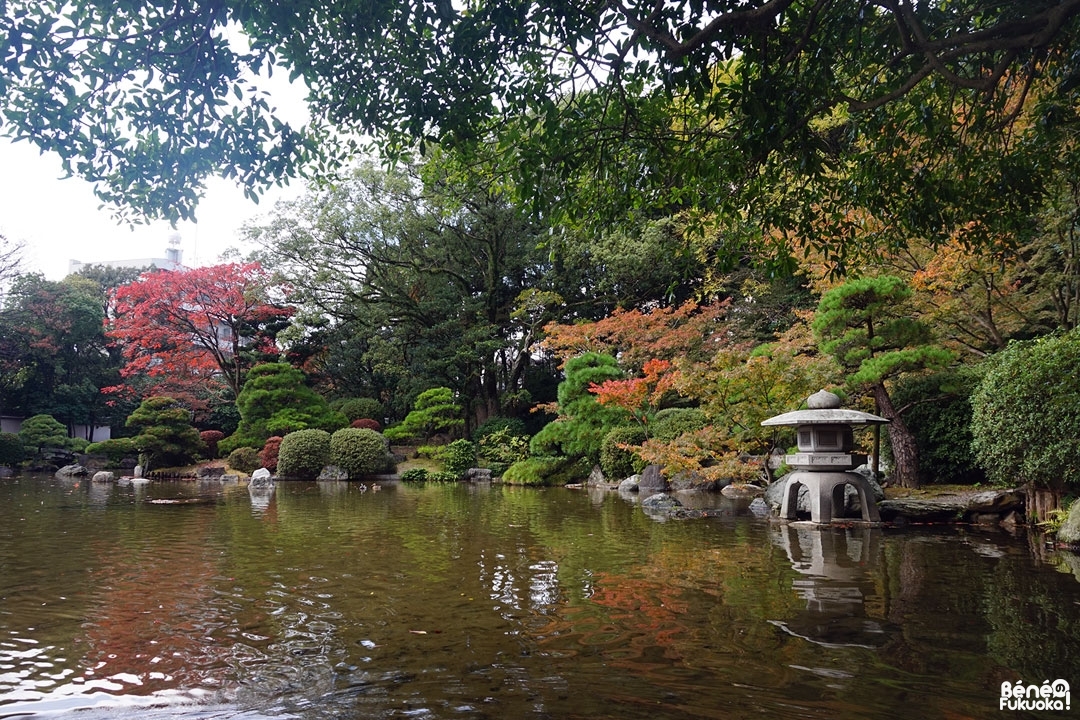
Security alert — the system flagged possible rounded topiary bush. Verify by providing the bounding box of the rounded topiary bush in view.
[277,429,332,479]
[228,446,261,474]
[334,397,384,423]
[351,418,383,432]
[329,428,393,478]
[650,408,709,442]
[600,425,647,479]
[971,331,1080,489]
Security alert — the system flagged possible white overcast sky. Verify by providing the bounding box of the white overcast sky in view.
[0,60,311,282]
[0,139,303,281]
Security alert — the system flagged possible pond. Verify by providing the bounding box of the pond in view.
[1,474,1078,719]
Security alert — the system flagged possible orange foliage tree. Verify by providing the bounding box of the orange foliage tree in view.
[107,263,294,404]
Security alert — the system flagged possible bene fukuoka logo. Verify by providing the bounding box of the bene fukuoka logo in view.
[1000,679,1070,711]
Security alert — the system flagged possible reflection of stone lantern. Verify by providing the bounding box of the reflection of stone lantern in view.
[762,390,887,524]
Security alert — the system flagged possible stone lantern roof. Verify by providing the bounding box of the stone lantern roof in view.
[761,390,888,428]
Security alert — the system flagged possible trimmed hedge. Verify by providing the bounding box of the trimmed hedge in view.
[329,428,393,478]
[502,456,589,486]
[971,331,1080,489]
[277,429,332,479]
[400,468,429,482]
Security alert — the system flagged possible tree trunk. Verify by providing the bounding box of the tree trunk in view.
[873,382,921,488]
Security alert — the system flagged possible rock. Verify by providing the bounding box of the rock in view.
[721,483,764,499]
[669,470,731,492]
[878,497,966,522]
[133,464,143,478]
[586,465,607,486]
[464,467,493,482]
[316,465,347,481]
[638,465,669,494]
[641,493,683,511]
[91,471,115,483]
[618,475,641,493]
[749,497,770,517]
[965,489,1024,514]
[765,473,885,517]
[1001,510,1022,530]
[1058,502,1080,545]
[55,464,89,478]
[197,465,226,479]
[249,467,275,489]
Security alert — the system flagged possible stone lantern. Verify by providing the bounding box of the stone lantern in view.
[761,390,888,524]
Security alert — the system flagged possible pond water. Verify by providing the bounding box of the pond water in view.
[1,474,1078,719]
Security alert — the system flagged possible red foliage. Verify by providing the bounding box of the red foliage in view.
[351,418,383,432]
[200,430,225,458]
[590,358,676,430]
[260,436,283,473]
[107,262,294,399]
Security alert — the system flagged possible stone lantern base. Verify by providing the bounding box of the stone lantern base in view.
[779,470,882,524]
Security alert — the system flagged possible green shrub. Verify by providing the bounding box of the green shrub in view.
[442,439,476,477]
[0,433,25,466]
[217,433,263,457]
[330,428,393,478]
[125,397,204,471]
[277,429,332,479]
[68,438,90,453]
[503,456,587,486]
[971,331,1080,489]
[529,353,628,466]
[650,408,708,442]
[333,397,384,423]
[18,414,69,452]
[416,444,443,460]
[86,437,138,465]
[472,417,527,443]
[478,428,530,477]
[426,470,459,483]
[384,387,464,442]
[400,468,429,482]
[228,447,261,474]
[889,367,985,484]
[600,425,647,479]
[234,363,347,446]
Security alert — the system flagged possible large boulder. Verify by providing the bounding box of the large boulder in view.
[55,464,89,478]
[249,467,275,489]
[315,465,347,481]
[1058,502,1080,546]
[91,471,115,483]
[638,465,669,494]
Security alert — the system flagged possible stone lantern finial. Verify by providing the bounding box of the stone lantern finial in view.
[807,389,841,410]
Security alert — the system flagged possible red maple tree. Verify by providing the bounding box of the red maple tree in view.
[106,263,294,402]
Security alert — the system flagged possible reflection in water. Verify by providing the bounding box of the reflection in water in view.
[2,476,1080,720]
[768,525,893,649]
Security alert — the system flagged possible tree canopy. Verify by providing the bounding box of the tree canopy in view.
[3,0,1079,248]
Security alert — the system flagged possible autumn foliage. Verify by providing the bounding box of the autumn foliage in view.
[107,263,293,402]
